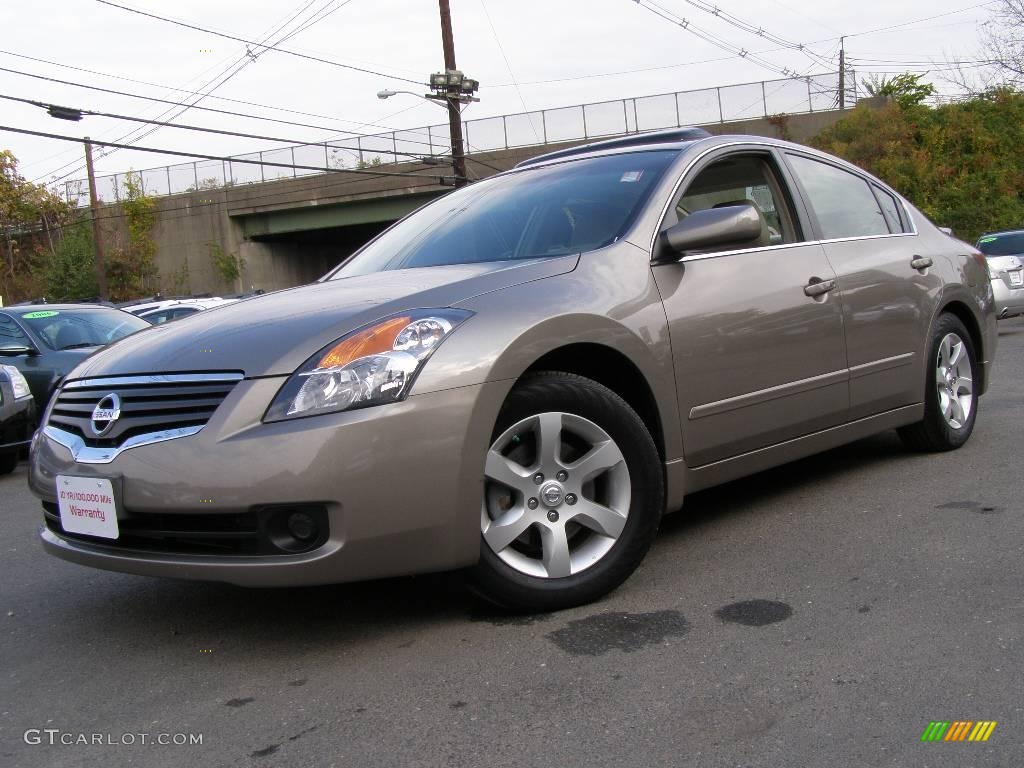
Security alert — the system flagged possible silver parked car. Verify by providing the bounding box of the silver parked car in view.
[29,130,996,611]
[976,230,1024,319]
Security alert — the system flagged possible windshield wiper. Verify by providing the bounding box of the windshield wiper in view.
[58,342,99,351]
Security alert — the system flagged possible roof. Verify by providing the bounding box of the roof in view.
[3,303,124,315]
[515,127,713,169]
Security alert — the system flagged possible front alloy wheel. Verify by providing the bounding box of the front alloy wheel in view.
[472,372,663,611]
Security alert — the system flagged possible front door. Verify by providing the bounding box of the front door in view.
[653,149,849,468]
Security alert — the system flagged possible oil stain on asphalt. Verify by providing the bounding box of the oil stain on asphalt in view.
[545,610,690,656]
[715,600,793,627]
[936,500,1002,514]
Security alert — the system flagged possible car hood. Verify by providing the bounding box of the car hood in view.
[67,257,578,379]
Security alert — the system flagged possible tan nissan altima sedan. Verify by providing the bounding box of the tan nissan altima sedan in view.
[29,129,996,611]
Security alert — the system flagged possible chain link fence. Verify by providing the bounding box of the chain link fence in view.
[62,72,853,206]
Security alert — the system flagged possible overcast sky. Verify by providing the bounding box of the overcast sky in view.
[0,0,994,193]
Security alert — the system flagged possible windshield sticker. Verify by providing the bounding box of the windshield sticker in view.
[978,236,998,243]
[620,170,644,183]
[23,310,59,319]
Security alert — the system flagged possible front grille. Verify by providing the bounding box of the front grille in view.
[47,373,242,448]
[42,502,329,556]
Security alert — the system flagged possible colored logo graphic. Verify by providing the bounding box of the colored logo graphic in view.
[921,721,997,742]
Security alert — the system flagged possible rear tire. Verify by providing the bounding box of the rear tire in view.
[898,313,978,452]
[471,372,663,612]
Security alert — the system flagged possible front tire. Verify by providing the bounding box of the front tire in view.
[471,372,664,612]
[898,313,978,452]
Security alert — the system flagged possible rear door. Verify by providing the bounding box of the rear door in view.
[653,147,849,468]
[783,152,937,419]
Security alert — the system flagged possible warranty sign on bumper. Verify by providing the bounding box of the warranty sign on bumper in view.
[57,476,119,539]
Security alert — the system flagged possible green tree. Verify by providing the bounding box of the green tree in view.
[861,73,937,108]
[810,88,1024,241]
[106,170,159,301]
[45,218,98,300]
[0,150,74,303]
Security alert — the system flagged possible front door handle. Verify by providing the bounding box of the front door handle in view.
[911,256,933,271]
[804,277,836,298]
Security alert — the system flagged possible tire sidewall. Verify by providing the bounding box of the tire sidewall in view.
[474,373,663,610]
[924,314,978,448]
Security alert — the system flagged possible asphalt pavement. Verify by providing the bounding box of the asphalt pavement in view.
[2,318,1022,768]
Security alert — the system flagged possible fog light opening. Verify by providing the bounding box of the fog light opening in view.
[287,512,317,543]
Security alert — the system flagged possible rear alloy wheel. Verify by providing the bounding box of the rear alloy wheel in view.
[899,313,978,451]
[472,372,663,611]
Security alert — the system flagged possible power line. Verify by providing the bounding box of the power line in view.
[0,49,425,135]
[0,94,440,160]
[0,124,463,181]
[94,0,424,85]
[41,0,349,184]
[668,0,834,67]
[0,66,435,148]
[478,0,540,143]
[630,0,819,81]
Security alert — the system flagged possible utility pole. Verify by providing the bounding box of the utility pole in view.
[838,36,846,110]
[83,138,109,301]
[438,0,468,187]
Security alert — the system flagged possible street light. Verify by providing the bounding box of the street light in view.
[376,68,479,188]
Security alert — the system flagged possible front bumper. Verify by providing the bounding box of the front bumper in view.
[991,275,1024,318]
[30,377,510,586]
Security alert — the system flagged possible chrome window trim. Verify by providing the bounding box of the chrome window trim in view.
[63,372,244,389]
[43,425,205,464]
[649,140,922,258]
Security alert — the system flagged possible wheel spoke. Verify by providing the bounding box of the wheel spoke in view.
[949,396,964,426]
[566,439,623,482]
[535,412,563,467]
[484,449,530,491]
[954,375,973,396]
[483,509,532,553]
[539,523,572,578]
[938,335,951,368]
[949,338,965,367]
[939,389,953,421]
[570,498,627,539]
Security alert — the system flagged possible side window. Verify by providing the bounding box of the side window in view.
[0,314,30,345]
[787,154,889,239]
[872,185,908,234]
[672,154,799,249]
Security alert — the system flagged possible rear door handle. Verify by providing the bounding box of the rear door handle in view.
[803,277,836,298]
[911,256,933,271]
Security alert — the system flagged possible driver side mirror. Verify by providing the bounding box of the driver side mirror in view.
[0,343,37,357]
[656,204,765,261]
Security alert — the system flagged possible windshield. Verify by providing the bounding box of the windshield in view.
[977,232,1024,256]
[330,150,678,278]
[18,308,150,351]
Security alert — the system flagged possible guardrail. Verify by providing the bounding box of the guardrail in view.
[61,71,852,206]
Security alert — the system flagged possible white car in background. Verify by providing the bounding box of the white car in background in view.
[129,297,238,325]
[976,231,1024,319]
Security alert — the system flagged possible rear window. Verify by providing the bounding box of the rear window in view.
[977,233,1024,256]
[332,151,678,277]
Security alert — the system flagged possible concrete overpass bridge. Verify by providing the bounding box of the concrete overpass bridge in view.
[80,74,860,294]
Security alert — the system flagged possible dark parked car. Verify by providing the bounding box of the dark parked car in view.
[0,305,150,413]
[0,364,35,474]
[29,130,996,611]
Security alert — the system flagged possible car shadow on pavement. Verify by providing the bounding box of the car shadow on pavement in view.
[659,430,910,538]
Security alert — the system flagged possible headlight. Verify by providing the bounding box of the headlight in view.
[0,365,31,400]
[264,309,472,422]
